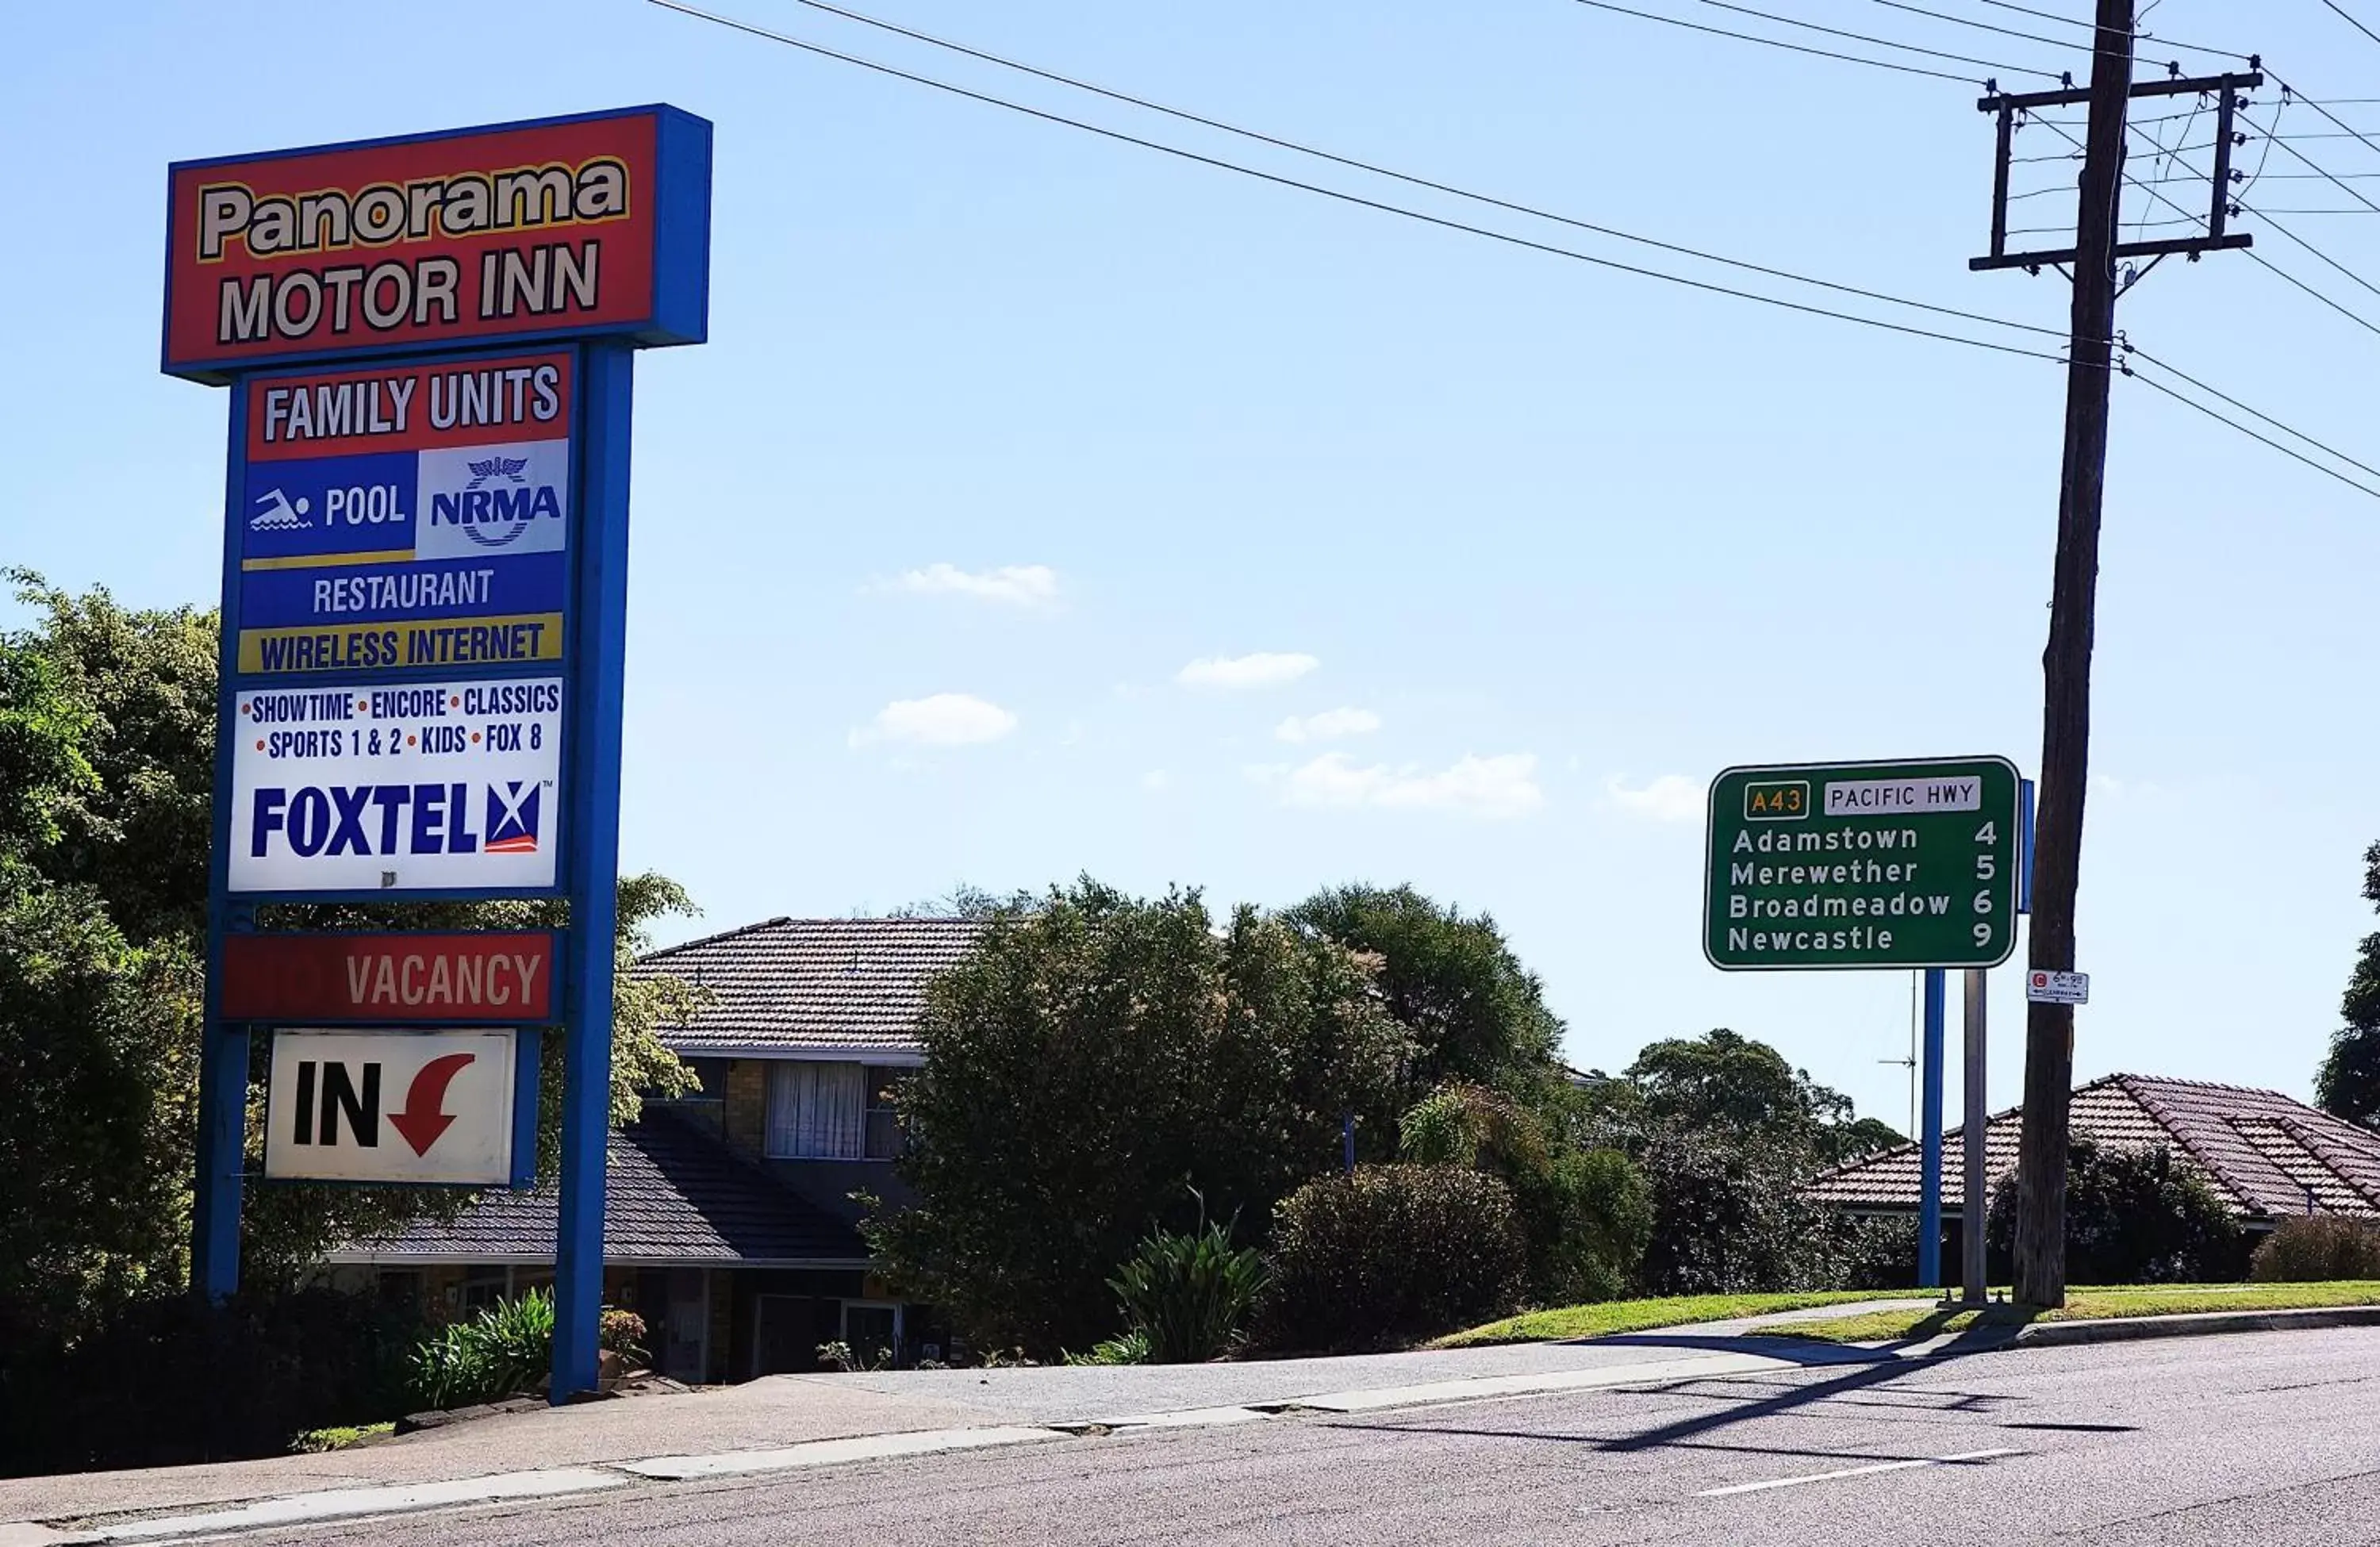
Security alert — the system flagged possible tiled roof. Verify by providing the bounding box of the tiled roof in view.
[331,1112,868,1265]
[1806,1074,2380,1223]
[633,916,982,1056]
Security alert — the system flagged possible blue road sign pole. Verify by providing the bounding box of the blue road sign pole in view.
[1919,968,1948,1289]
[551,342,635,1403]
[192,996,247,1302]
[194,380,258,1304]
[2019,778,2037,916]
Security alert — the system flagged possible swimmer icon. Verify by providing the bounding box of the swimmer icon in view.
[250,489,312,531]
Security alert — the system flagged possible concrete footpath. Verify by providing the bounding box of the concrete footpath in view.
[10,1297,2366,1543]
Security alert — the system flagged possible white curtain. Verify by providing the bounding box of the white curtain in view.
[766,1061,865,1159]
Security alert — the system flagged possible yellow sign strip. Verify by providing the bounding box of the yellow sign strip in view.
[236,614,565,675]
[240,548,416,572]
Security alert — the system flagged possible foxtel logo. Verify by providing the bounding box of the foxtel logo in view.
[249,781,539,858]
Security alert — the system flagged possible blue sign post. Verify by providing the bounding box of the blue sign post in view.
[167,108,711,1402]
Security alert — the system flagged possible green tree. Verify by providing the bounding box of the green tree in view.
[6,571,217,947]
[1624,1027,1852,1142]
[2317,840,2380,1127]
[1396,1082,1651,1303]
[1285,884,1561,1103]
[868,879,1410,1355]
[1597,1029,1906,1296]
[0,633,196,1349]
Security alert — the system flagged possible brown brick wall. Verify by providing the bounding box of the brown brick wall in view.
[724,1059,767,1160]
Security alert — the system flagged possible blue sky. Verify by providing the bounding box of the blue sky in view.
[6,0,2378,1131]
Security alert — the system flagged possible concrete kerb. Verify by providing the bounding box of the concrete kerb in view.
[2009,1303,2380,1347]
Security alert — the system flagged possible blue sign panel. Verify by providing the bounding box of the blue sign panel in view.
[232,351,575,675]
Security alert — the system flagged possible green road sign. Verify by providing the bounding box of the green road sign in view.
[1703,756,2022,971]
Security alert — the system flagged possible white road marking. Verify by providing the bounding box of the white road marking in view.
[619,1426,1062,1480]
[1695,1448,2023,1498]
[78,1468,624,1541]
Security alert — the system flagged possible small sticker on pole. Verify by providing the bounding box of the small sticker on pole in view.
[2025,969,2090,1005]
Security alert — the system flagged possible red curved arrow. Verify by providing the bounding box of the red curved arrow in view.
[390,1052,476,1156]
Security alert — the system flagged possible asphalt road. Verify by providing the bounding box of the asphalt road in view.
[255,1328,2380,1546]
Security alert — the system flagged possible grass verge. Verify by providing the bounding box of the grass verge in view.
[1765,1280,2380,1344]
[288,1421,395,1453]
[1434,1290,1902,1349]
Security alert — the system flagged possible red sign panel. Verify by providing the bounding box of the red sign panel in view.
[222,933,559,1023]
[244,350,574,462]
[164,106,709,380]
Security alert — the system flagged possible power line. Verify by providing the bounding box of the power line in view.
[2028,111,2380,345]
[1867,0,2076,52]
[1674,0,2067,76]
[764,0,2069,343]
[1561,0,1988,83]
[2126,366,2380,501]
[648,2,2075,361]
[2263,79,2380,171]
[2317,0,2380,53]
[652,2,2380,502]
[1964,0,2251,60]
[2129,347,2380,486]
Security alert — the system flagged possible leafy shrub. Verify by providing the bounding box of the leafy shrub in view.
[1985,1138,2246,1286]
[2250,1215,2380,1282]
[1107,1202,1267,1364]
[1398,1083,1650,1304]
[1509,1146,1653,1305]
[1633,1128,1844,1295]
[867,881,1412,1357]
[1259,1164,1526,1352]
[1061,1329,1152,1366]
[407,1289,556,1410]
[816,1338,893,1373]
[1831,1213,1920,1291]
[0,1289,424,1477]
[599,1307,648,1365]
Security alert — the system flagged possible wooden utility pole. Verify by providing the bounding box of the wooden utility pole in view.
[1970,12,2259,1307]
[2009,0,2142,1304]
[2009,0,2133,1311]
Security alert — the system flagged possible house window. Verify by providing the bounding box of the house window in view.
[765,1061,909,1160]
[864,1066,904,1161]
[766,1061,866,1158]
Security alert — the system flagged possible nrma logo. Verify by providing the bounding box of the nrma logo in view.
[249,781,542,858]
[415,442,568,561]
[428,479,562,549]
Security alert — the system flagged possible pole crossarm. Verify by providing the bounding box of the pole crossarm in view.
[1973,71,2264,271]
[1975,68,2261,113]
[1971,232,2251,271]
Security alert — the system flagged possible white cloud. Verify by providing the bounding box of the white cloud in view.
[1603,774,1703,823]
[881,562,1058,607]
[1271,752,1544,819]
[1274,707,1382,743]
[1177,652,1319,690]
[849,693,1018,748]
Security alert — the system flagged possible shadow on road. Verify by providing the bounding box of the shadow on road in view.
[1345,1317,2050,1461]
